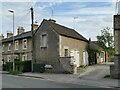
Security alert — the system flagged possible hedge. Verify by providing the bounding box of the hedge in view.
[3,60,31,72]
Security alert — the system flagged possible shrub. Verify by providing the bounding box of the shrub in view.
[3,60,31,72]
[15,60,31,72]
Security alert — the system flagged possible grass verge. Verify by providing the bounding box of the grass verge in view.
[9,70,22,75]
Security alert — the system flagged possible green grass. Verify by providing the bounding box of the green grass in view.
[9,70,22,75]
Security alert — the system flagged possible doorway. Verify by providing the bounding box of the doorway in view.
[70,50,80,67]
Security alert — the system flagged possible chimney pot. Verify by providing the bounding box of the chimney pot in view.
[49,19,56,23]
[31,21,39,30]
[17,26,25,35]
[7,32,13,38]
[0,34,4,40]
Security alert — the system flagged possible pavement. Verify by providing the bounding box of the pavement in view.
[3,74,98,88]
[1,62,119,89]
[18,63,120,89]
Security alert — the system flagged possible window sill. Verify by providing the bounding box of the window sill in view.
[40,47,47,49]
[22,48,27,50]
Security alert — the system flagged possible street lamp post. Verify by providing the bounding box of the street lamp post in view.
[8,10,15,71]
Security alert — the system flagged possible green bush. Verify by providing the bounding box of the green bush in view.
[15,60,31,72]
[3,60,31,72]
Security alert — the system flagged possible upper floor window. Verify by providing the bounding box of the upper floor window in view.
[64,49,69,57]
[40,34,47,48]
[22,39,27,49]
[15,40,19,50]
[8,43,11,51]
[2,44,4,52]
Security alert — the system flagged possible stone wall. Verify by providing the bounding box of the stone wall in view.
[110,15,120,79]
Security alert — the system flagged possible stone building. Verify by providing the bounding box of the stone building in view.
[89,40,108,65]
[2,23,38,63]
[0,34,4,66]
[110,15,120,79]
[33,19,89,73]
[1,18,108,73]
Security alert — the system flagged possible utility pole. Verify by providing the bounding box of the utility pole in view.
[30,7,34,72]
[115,0,120,14]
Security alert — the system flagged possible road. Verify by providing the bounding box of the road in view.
[79,64,110,80]
[2,74,100,88]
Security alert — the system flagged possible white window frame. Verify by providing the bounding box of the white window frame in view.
[63,46,69,57]
[7,55,11,62]
[2,44,4,52]
[15,40,19,50]
[64,49,69,57]
[22,39,27,50]
[22,54,27,61]
[40,33,48,48]
[8,43,11,51]
[14,55,19,60]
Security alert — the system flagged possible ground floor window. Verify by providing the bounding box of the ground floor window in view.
[7,55,11,62]
[64,49,69,57]
[22,54,27,61]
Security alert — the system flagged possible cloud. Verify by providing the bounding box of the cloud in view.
[75,15,113,40]
[0,3,2,34]
[0,0,116,3]
[0,0,35,2]
[2,2,34,36]
[1,1,114,41]
[54,5,114,16]
[1,1,62,37]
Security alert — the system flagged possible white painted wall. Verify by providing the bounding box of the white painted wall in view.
[83,51,89,65]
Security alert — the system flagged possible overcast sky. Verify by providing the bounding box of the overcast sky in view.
[0,0,117,40]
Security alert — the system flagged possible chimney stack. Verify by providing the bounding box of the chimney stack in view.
[17,26,25,35]
[0,34,4,40]
[49,19,56,23]
[31,21,39,31]
[7,32,13,38]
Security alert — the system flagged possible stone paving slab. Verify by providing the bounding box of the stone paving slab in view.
[19,72,119,89]
[19,64,119,89]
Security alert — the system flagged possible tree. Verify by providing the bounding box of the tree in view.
[97,27,114,60]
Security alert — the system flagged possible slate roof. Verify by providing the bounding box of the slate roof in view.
[2,19,88,43]
[2,31,32,43]
[89,41,104,51]
[45,19,88,42]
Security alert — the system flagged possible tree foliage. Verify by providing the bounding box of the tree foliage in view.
[97,27,114,59]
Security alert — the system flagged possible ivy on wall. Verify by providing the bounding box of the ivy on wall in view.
[87,47,100,65]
